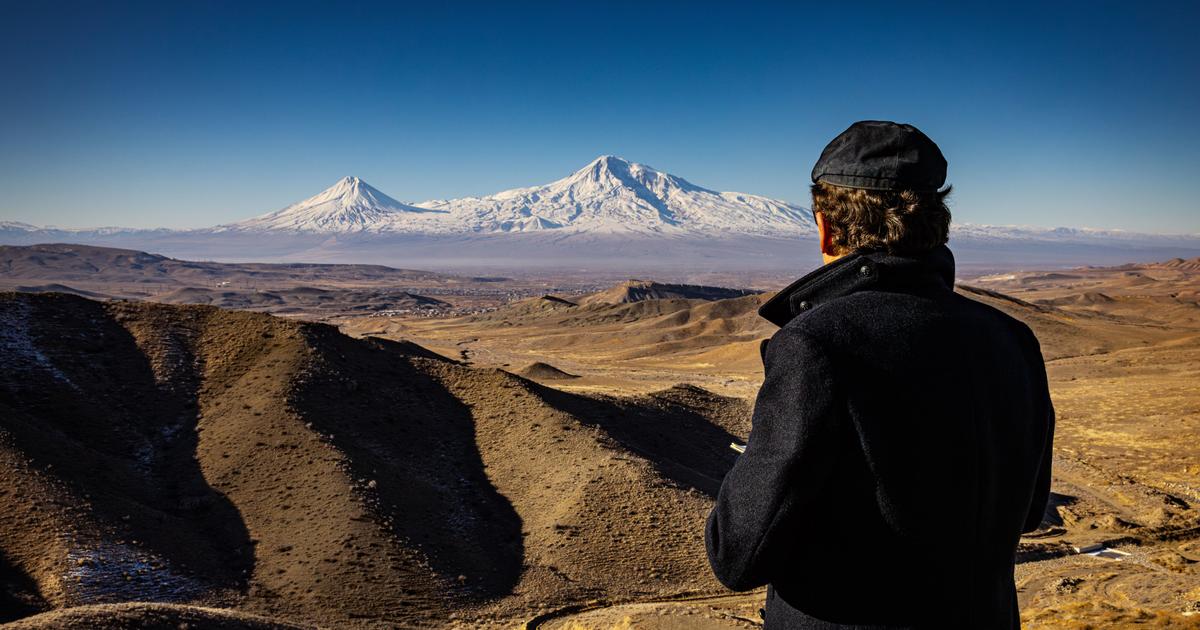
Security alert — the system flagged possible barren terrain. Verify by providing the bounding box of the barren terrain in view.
[342,257,1200,628]
[1,252,1198,628]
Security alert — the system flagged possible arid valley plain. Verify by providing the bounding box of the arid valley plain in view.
[1,244,1199,629]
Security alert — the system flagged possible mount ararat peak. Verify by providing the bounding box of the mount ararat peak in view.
[413,155,815,235]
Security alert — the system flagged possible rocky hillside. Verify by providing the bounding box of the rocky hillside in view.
[0,292,748,628]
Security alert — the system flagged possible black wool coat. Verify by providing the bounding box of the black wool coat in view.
[706,245,1054,629]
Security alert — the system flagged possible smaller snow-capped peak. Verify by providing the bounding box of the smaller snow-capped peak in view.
[222,176,444,233]
[306,176,407,212]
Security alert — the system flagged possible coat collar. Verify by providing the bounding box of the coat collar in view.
[758,245,956,327]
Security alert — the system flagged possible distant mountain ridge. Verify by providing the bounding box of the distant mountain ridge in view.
[4,156,1197,244]
[3,156,1200,271]
[213,156,815,236]
[0,243,456,285]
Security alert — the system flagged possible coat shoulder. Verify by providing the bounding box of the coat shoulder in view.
[776,288,1044,356]
[948,290,1043,350]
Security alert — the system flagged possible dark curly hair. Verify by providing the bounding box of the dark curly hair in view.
[810,181,952,256]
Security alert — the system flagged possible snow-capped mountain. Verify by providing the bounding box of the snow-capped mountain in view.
[0,221,170,238]
[213,157,816,236]
[949,224,1192,244]
[413,155,815,235]
[217,176,445,233]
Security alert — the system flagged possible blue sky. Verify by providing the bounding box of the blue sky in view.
[1,1,1197,232]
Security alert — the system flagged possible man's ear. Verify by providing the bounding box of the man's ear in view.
[816,212,836,256]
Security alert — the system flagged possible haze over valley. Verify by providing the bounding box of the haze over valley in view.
[5,157,1198,274]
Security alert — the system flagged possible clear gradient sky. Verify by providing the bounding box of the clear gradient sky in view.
[1,1,1197,232]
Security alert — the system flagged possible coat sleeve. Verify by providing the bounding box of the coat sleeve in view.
[1022,334,1056,533]
[705,327,839,591]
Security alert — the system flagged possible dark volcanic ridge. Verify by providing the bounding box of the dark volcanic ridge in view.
[0,291,749,628]
[578,279,760,306]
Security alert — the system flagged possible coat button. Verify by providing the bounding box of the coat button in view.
[797,300,811,311]
[859,264,872,276]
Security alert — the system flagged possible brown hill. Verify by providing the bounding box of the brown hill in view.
[494,294,578,318]
[515,361,579,380]
[0,292,747,627]
[954,285,1184,359]
[577,280,758,306]
[454,292,773,373]
[12,283,111,298]
[5,603,310,630]
[0,243,456,287]
[1151,256,1200,272]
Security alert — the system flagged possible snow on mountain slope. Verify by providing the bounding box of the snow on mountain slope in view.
[413,155,816,235]
[217,176,447,233]
[0,221,40,231]
[203,157,815,236]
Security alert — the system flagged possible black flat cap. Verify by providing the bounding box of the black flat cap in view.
[811,120,947,192]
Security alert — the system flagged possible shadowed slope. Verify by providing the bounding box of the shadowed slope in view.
[0,292,754,626]
[0,293,524,626]
[0,294,254,610]
[420,363,749,610]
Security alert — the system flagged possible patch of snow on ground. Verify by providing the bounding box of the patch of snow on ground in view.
[62,538,210,604]
[0,297,78,390]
